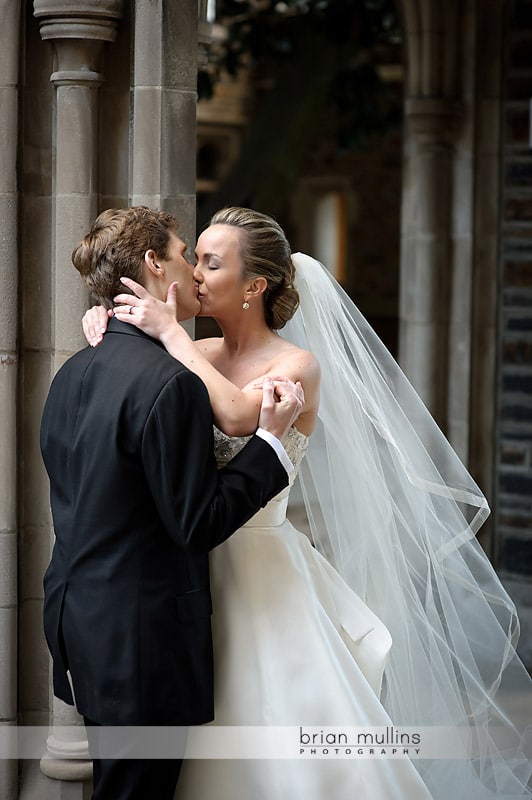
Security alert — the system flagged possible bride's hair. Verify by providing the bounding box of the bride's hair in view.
[209,207,300,330]
[72,207,179,307]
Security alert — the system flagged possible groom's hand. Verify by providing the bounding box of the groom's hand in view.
[258,377,304,441]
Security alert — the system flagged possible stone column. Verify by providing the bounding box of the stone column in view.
[0,3,22,797]
[34,0,123,365]
[397,0,462,433]
[130,0,199,335]
[466,0,503,553]
[398,0,504,495]
[399,98,460,426]
[396,0,489,463]
[130,0,197,219]
[33,0,123,787]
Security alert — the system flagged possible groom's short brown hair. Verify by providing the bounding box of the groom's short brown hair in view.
[72,206,179,307]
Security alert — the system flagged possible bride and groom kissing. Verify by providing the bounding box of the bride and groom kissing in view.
[41,205,532,800]
[40,205,304,799]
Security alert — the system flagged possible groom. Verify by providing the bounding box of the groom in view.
[40,207,302,800]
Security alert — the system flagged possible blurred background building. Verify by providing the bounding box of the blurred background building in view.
[0,0,531,796]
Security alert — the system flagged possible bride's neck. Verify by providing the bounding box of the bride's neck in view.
[214,314,275,358]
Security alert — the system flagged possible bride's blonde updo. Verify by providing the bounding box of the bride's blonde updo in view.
[72,206,179,307]
[209,207,299,330]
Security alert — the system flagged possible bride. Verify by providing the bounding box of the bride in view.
[84,207,532,799]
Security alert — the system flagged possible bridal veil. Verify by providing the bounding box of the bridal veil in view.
[283,253,532,799]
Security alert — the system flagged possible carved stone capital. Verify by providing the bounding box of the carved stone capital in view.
[34,1,123,84]
[34,1,123,40]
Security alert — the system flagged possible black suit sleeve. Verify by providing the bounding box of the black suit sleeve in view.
[141,368,289,553]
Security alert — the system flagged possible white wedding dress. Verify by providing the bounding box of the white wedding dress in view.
[176,426,433,799]
[176,253,531,799]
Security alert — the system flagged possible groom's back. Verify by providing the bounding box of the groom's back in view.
[41,321,182,564]
[40,319,214,724]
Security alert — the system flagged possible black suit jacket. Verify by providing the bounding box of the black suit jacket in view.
[40,319,288,725]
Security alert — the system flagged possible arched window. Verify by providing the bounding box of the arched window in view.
[312,190,347,282]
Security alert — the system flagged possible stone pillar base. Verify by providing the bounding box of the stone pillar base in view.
[20,759,92,800]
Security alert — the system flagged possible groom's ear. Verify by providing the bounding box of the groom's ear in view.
[144,248,165,278]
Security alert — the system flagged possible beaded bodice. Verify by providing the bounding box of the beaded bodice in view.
[213,425,309,484]
[213,426,309,528]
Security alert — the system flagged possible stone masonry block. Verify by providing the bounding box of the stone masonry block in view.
[131,86,162,193]
[22,349,54,527]
[161,89,197,195]
[160,196,196,252]
[132,0,163,86]
[56,86,98,195]
[22,196,53,351]
[163,0,197,90]
[0,194,18,351]
[0,607,17,719]
[0,532,16,606]
[0,88,18,194]
[20,525,52,602]
[0,0,21,82]
[54,195,93,353]
[0,359,16,520]
[98,89,129,199]
[19,599,49,712]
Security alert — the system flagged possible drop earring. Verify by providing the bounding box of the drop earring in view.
[242,301,250,310]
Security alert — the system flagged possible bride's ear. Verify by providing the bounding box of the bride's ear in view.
[245,276,267,299]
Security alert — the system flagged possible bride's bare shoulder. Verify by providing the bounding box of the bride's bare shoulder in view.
[273,341,320,381]
[270,342,320,435]
[194,336,223,357]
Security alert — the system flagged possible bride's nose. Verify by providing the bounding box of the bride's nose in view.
[194,265,203,283]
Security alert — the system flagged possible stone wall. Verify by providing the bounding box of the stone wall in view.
[498,0,532,664]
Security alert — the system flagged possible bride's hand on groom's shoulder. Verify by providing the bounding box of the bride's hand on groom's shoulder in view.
[82,305,112,347]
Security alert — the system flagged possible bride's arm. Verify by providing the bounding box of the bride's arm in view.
[82,280,319,437]
[112,279,286,437]
[154,323,319,437]
[162,328,263,436]
[80,293,261,434]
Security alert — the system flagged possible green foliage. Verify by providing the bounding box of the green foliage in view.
[196,0,402,225]
[200,0,402,149]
